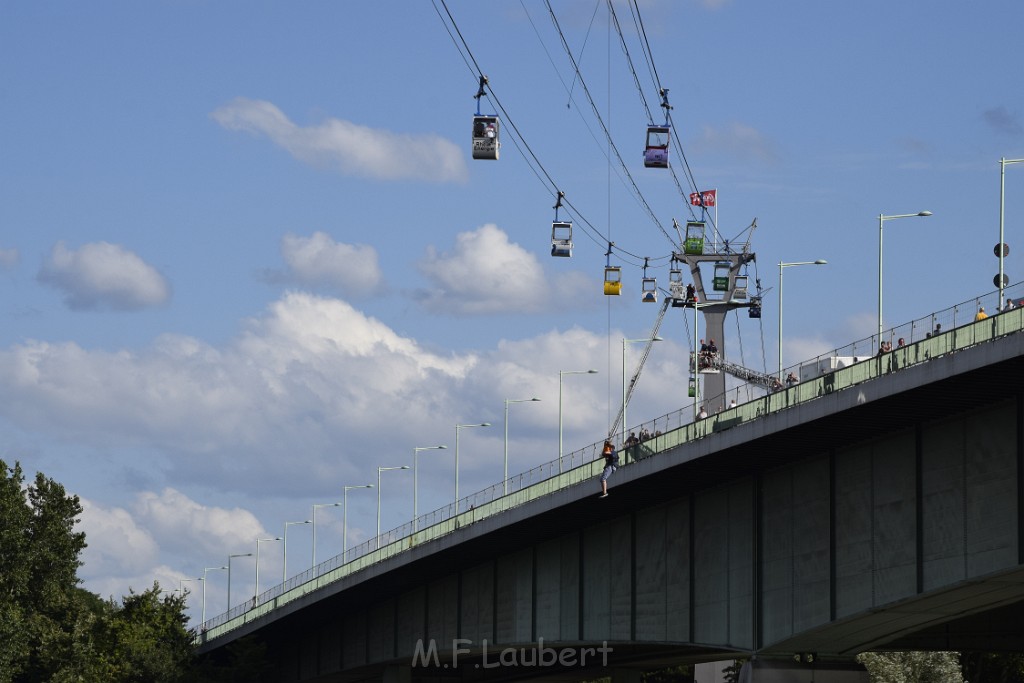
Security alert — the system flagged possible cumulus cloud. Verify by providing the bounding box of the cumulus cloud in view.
[415,224,592,314]
[272,231,383,295]
[983,106,1023,136]
[0,291,479,493]
[0,247,18,270]
[37,241,170,311]
[211,97,467,183]
[693,122,777,163]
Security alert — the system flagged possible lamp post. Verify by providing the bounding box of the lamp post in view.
[878,211,931,339]
[254,537,281,601]
[377,465,410,547]
[999,158,1024,308]
[778,260,828,380]
[504,397,541,494]
[413,446,447,529]
[282,520,311,582]
[227,552,252,611]
[455,422,490,510]
[343,484,374,555]
[201,565,226,625]
[311,502,341,568]
[559,370,598,469]
[622,338,662,441]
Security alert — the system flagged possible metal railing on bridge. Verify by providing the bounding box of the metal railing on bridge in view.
[196,285,1024,643]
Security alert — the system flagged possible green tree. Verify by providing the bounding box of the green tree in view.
[856,651,963,683]
[0,460,195,682]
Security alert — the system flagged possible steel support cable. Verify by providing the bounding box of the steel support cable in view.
[607,0,656,124]
[438,0,675,273]
[544,0,676,250]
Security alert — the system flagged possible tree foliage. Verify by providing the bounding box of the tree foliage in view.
[856,651,963,683]
[0,460,195,682]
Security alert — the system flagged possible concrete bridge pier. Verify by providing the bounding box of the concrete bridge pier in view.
[738,658,867,683]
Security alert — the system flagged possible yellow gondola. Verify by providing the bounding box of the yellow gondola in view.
[604,266,622,296]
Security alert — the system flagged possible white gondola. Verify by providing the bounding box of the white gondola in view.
[472,115,500,160]
[668,268,684,300]
[641,277,658,303]
[643,125,670,168]
[732,275,748,300]
[551,221,573,257]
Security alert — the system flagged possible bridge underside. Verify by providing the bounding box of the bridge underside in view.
[199,331,1024,682]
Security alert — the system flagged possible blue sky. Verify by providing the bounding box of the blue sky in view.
[2,0,1022,625]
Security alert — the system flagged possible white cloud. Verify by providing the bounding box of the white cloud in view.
[211,97,467,183]
[79,497,161,578]
[278,232,383,295]
[0,247,18,270]
[37,241,170,311]
[416,224,592,315]
[694,122,777,163]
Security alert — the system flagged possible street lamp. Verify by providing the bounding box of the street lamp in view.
[254,537,281,600]
[311,502,341,567]
[999,158,1024,307]
[778,260,827,380]
[343,484,374,555]
[504,397,541,494]
[377,465,410,547]
[227,552,252,611]
[455,422,490,510]
[878,211,931,339]
[282,520,311,582]
[413,446,447,528]
[622,338,662,441]
[201,565,226,625]
[559,370,598,469]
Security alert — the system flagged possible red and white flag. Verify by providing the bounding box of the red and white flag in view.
[689,189,717,207]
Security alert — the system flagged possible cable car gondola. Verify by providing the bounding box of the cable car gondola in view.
[551,221,572,258]
[643,125,670,168]
[732,275,748,301]
[643,89,673,169]
[472,76,500,160]
[472,116,500,160]
[642,277,657,303]
[684,221,705,255]
[604,266,622,296]
[668,267,684,301]
[713,262,731,292]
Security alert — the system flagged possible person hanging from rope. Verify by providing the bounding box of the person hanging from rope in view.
[598,440,619,498]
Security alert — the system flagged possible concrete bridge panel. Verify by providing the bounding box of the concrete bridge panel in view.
[397,587,426,660]
[368,598,396,663]
[728,480,754,649]
[835,444,874,618]
[342,610,367,670]
[459,562,494,646]
[426,575,458,649]
[792,456,831,634]
[964,401,1018,576]
[581,515,632,642]
[922,418,968,590]
[317,621,341,677]
[694,479,753,648]
[871,430,917,606]
[635,503,669,641]
[535,533,580,641]
[665,498,691,642]
[496,548,533,643]
[763,456,831,644]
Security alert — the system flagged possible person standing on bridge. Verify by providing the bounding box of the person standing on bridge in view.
[598,440,618,498]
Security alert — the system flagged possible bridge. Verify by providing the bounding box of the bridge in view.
[195,303,1024,682]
